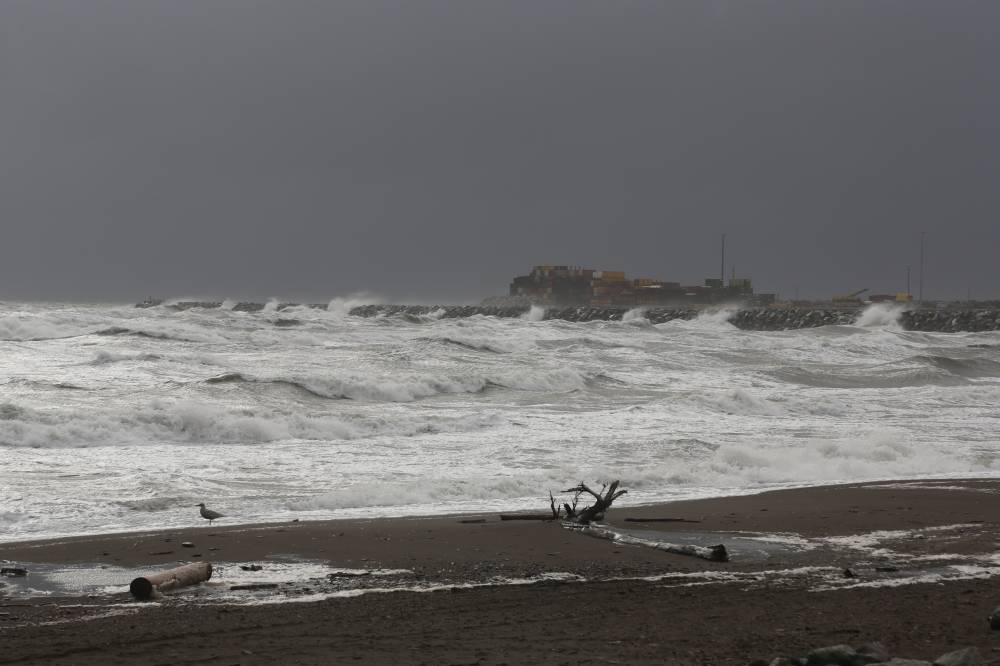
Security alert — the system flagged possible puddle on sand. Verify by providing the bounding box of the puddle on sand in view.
[1,562,134,599]
[604,527,805,561]
[0,558,413,602]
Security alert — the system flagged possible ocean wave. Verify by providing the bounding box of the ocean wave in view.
[2,379,89,391]
[660,430,993,488]
[767,351,1000,388]
[294,476,553,511]
[202,367,593,402]
[621,308,651,325]
[420,335,512,354]
[90,351,163,365]
[205,373,345,399]
[400,309,447,324]
[915,354,1000,378]
[692,389,784,416]
[0,400,506,449]
[687,308,739,329]
[535,336,645,351]
[520,305,546,322]
[854,303,906,329]
[767,362,965,389]
[94,326,198,342]
[0,315,87,341]
[290,429,995,513]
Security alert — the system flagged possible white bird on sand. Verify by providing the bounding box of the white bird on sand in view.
[196,503,224,525]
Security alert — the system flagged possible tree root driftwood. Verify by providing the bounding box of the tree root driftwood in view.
[546,480,729,562]
[550,481,628,525]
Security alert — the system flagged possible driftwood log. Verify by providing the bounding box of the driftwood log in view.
[499,513,554,521]
[552,481,628,525]
[130,561,213,600]
[583,526,729,562]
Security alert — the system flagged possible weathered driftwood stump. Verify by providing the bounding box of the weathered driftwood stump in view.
[552,481,628,525]
[130,561,213,600]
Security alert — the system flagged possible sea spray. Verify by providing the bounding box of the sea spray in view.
[327,293,384,316]
[520,305,546,322]
[855,302,906,329]
[621,308,649,324]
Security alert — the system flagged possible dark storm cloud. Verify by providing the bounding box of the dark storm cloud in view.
[2,1,998,302]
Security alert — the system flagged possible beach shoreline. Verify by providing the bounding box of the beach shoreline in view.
[4,479,1000,664]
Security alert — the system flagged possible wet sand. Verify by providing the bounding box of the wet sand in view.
[3,480,1000,664]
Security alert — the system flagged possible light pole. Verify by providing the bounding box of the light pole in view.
[918,232,925,303]
[720,233,726,285]
[906,265,911,299]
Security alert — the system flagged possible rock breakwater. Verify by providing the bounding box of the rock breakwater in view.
[136,301,1000,332]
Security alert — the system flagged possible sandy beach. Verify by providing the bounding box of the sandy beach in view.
[4,480,1000,665]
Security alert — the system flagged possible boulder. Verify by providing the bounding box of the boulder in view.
[857,643,892,663]
[989,605,1000,630]
[934,647,983,666]
[806,645,859,665]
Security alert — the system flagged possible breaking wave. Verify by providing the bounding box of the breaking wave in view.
[0,400,506,449]
[91,351,163,365]
[292,430,996,514]
[421,335,512,354]
[94,326,201,342]
[855,303,906,329]
[0,315,88,341]
[769,354,1000,388]
[202,367,592,402]
[520,305,546,322]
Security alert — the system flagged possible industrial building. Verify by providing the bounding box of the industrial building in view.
[509,265,764,307]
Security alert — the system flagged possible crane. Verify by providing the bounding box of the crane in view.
[832,288,869,303]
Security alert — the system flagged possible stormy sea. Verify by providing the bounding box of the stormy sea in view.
[2,300,999,541]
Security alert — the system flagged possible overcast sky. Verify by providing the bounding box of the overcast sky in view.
[2,1,998,302]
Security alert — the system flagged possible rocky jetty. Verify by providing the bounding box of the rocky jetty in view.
[347,304,533,319]
[751,642,991,666]
[729,308,857,330]
[901,309,1000,333]
[136,300,326,312]
[136,300,1000,332]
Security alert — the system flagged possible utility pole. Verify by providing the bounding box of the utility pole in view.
[906,265,911,298]
[919,232,925,303]
[720,233,726,285]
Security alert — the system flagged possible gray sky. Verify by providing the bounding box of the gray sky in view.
[2,0,998,302]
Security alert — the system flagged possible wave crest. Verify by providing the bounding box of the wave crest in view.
[0,400,505,448]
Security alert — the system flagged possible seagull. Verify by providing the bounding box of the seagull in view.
[196,503,224,525]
